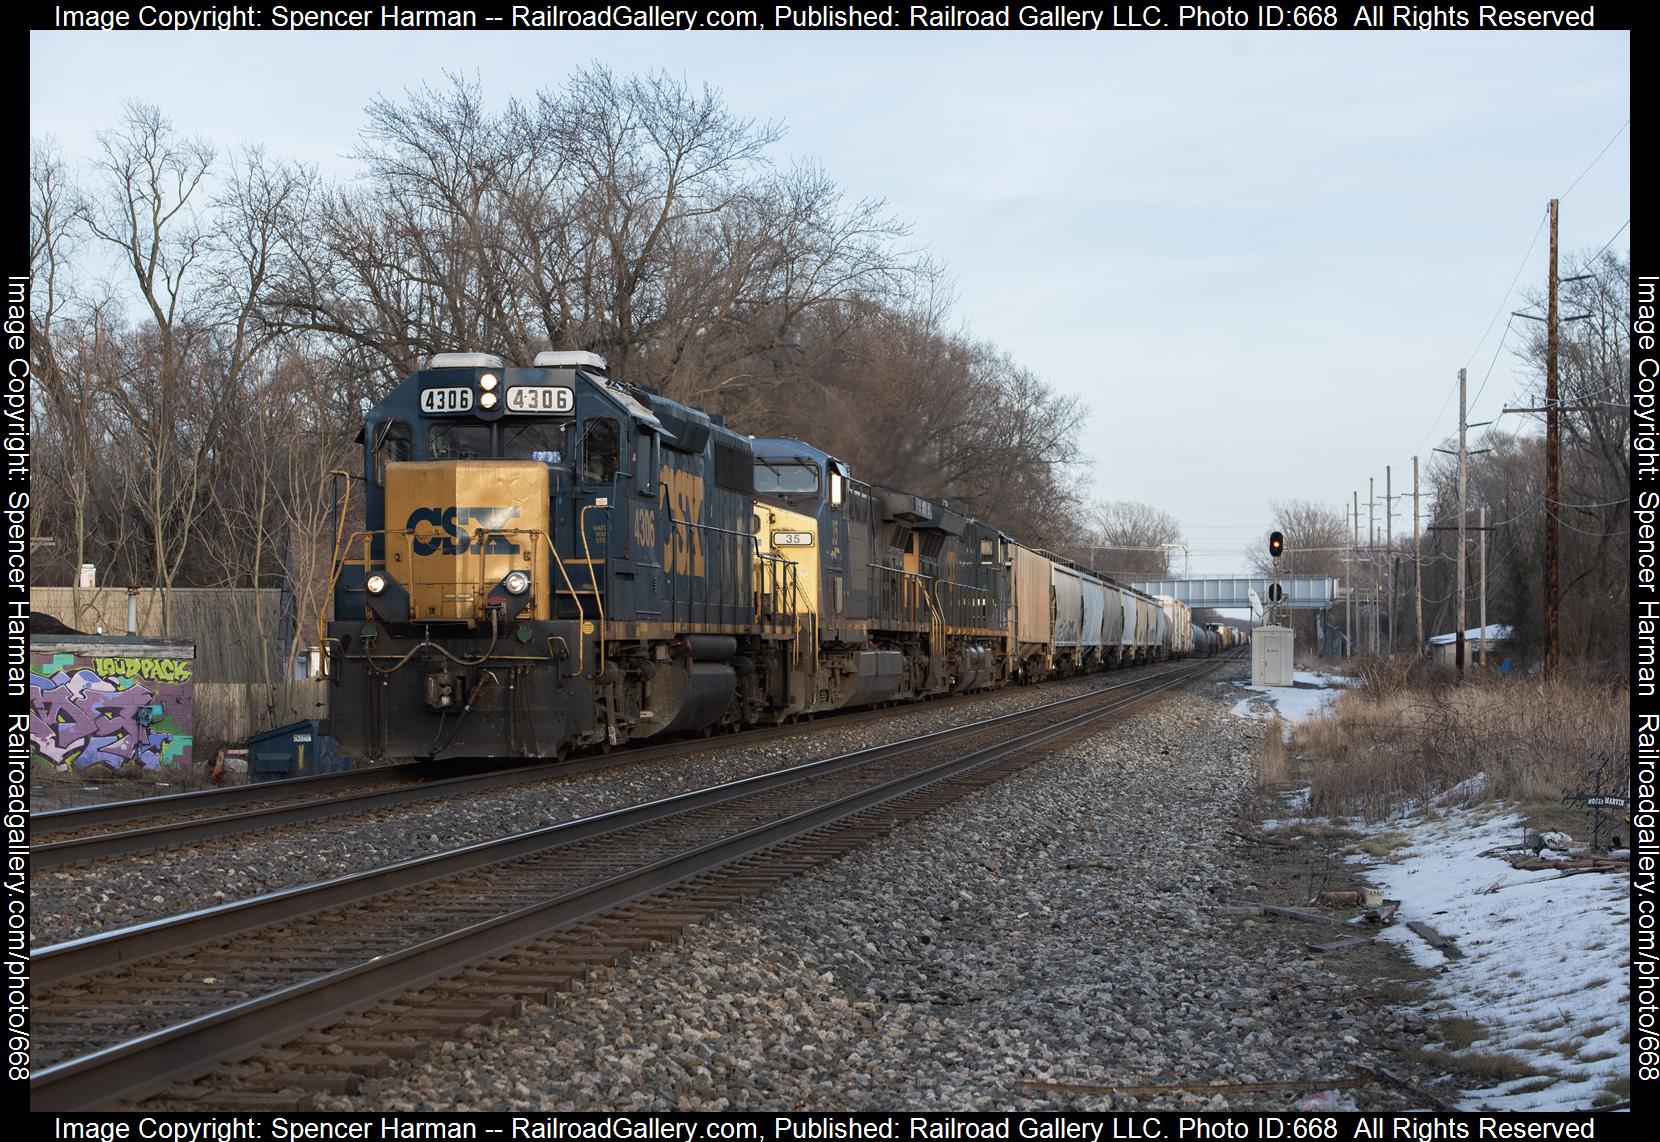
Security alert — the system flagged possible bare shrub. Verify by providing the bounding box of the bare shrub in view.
[1292,668,1626,820]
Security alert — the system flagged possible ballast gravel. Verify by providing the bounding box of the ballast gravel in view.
[33,670,1165,948]
[310,664,1436,1112]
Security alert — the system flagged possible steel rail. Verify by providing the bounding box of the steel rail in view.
[31,660,1197,869]
[31,759,438,835]
[31,656,1219,1111]
[33,662,1201,984]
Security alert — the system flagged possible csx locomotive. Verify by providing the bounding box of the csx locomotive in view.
[322,352,1229,761]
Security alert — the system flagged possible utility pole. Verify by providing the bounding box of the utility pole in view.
[1343,504,1352,657]
[1545,197,1561,673]
[1353,491,1361,657]
[1385,464,1393,654]
[1413,455,1423,656]
[1479,504,1488,669]
[1368,476,1377,654]
[1457,367,1468,675]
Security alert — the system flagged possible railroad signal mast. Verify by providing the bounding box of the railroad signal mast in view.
[1252,530,1293,687]
[1266,530,1285,623]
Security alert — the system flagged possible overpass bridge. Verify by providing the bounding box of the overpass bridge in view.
[1121,575,1338,610]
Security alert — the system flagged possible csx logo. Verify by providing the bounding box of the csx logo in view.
[405,506,521,555]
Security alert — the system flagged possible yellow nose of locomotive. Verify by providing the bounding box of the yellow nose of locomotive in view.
[384,460,550,624]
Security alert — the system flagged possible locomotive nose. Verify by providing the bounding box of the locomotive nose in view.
[384,459,550,624]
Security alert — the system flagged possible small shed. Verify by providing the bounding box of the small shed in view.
[29,634,196,778]
[1428,624,1515,668]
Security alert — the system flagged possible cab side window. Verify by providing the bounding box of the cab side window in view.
[580,417,620,485]
[374,420,411,485]
[635,429,660,498]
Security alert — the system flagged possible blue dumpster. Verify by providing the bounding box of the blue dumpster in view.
[248,719,349,782]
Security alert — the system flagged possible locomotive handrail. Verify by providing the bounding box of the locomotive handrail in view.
[756,551,797,631]
[773,556,813,667]
[662,515,787,628]
[316,469,355,677]
[540,531,587,678]
[578,504,608,670]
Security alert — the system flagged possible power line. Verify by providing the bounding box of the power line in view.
[1559,118,1629,200]
[1467,314,1515,418]
[1587,219,1630,266]
[1414,211,1548,458]
[1550,496,1628,510]
[1462,212,1548,374]
[1548,512,1628,538]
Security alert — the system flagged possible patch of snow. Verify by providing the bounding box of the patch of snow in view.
[1431,773,1489,807]
[1358,806,1628,1111]
[1230,670,1355,731]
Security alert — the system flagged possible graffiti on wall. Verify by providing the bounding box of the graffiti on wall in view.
[29,651,194,775]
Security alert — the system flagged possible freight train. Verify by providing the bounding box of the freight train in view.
[321,352,1237,760]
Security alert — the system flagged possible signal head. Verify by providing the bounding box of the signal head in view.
[1269,531,1284,559]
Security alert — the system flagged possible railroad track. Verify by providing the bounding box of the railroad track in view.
[31,658,1202,870]
[30,654,1230,1111]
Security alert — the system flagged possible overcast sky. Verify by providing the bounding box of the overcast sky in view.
[30,28,1630,578]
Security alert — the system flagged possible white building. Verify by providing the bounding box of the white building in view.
[1427,624,1515,668]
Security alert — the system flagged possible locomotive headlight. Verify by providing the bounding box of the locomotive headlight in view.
[503,571,531,595]
[366,573,388,595]
[480,391,499,409]
[480,373,499,391]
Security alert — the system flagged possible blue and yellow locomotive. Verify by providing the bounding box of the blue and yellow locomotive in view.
[325,351,798,760]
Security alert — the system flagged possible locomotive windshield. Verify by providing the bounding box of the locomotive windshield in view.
[754,459,819,494]
[501,420,567,462]
[429,423,492,460]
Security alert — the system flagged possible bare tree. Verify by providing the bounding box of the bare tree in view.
[32,80,1089,654]
[74,103,222,633]
[1076,500,1185,578]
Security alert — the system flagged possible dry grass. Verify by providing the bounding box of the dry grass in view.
[1256,715,1287,787]
[1595,1076,1630,1105]
[1287,669,1628,821]
[1405,1046,1546,1084]
[1438,1017,1492,1049]
[1356,830,1412,860]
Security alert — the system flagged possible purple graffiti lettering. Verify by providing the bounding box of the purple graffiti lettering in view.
[29,667,171,774]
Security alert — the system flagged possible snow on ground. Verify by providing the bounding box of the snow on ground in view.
[1361,807,1629,1110]
[1230,669,1354,728]
[1229,679,1630,1111]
